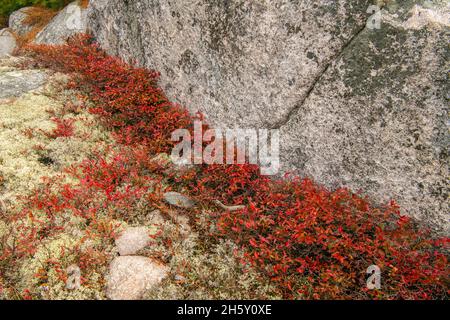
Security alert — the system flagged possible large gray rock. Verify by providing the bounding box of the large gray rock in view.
[9,7,34,36]
[88,0,449,233]
[0,29,17,58]
[106,256,168,300]
[0,69,48,99]
[163,192,196,209]
[88,0,373,128]
[280,3,450,234]
[35,2,90,44]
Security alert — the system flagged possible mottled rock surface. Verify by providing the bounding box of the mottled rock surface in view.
[106,256,168,300]
[163,192,196,209]
[88,0,373,128]
[146,209,166,225]
[35,2,90,44]
[280,3,450,233]
[88,0,449,233]
[115,227,151,256]
[0,69,48,99]
[9,7,33,36]
[0,29,17,58]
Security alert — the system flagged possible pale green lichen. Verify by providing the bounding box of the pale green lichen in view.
[142,209,282,300]
[0,93,58,202]
[0,57,124,299]
[18,233,112,300]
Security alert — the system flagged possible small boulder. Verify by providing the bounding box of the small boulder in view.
[0,69,48,99]
[106,256,168,300]
[34,2,90,45]
[9,7,33,36]
[163,191,196,209]
[115,227,151,256]
[0,29,17,58]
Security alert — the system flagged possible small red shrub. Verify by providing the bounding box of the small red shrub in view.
[215,178,449,299]
[43,118,75,139]
[0,147,161,299]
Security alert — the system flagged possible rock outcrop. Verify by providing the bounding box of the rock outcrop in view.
[8,7,33,36]
[115,227,152,256]
[87,0,449,233]
[35,1,90,45]
[0,29,17,58]
[163,192,196,209]
[87,0,373,128]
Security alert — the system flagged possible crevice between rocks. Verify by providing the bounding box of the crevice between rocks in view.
[270,22,369,130]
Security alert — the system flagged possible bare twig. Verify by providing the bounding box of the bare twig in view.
[213,200,246,212]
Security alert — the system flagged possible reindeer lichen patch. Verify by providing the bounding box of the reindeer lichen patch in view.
[0,93,58,202]
[0,63,114,204]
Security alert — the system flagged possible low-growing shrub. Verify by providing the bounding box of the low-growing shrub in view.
[0,15,7,28]
[0,147,154,298]
[22,35,192,153]
[16,35,449,300]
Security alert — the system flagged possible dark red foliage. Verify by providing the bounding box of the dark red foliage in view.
[18,35,449,300]
[22,35,192,153]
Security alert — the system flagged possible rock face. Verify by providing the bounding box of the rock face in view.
[0,69,48,99]
[35,2,90,44]
[88,0,450,233]
[0,29,17,58]
[106,256,168,300]
[8,7,33,36]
